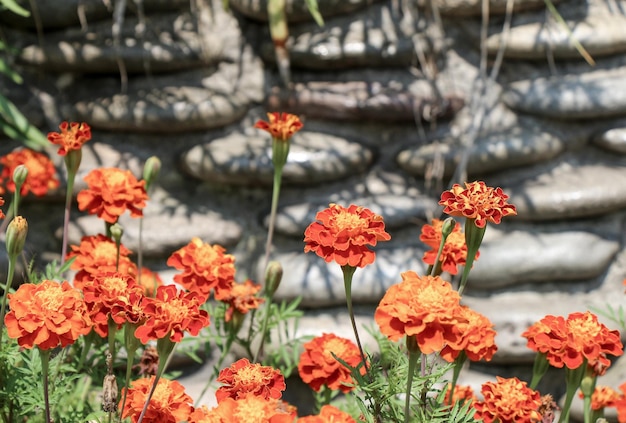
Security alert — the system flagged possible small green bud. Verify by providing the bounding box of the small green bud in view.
[110,223,123,245]
[142,156,161,192]
[264,261,283,297]
[5,216,28,258]
[12,165,28,189]
[441,217,456,239]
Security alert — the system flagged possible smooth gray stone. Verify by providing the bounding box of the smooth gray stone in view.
[66,187,243,256]
[417,0,553,16]
[261,2,429,69]
[0,0,188,29]
[489,149,626,220]
[70,50,263,131]
[267,72,464,122]
[17,12,225,73]
[397,125,566,178]
[486,15,626,60]
[269,194,440,237]
[468,229,619,289]
[593,127,626,154]
[503,67,626,119]
[180,131,373,187]
[229,0,380,22]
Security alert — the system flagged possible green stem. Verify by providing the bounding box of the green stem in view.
[76,330,96,372]
[448,352,467,404]
[558,365,586,423]
[405,349,419,423]
[583,395,592,423]
[262,167,283,274]
[195,329,236,407]
[252,292,274,363]
[529,352,549,390]
[0,254,16,345]
[342,265,368,372]
[136,339,175,423]
[119,324,141,423]
[39,349,52,423]
[60,172,76,266]
[458,219,486,296]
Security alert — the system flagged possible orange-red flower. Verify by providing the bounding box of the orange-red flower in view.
[0,196,4,219]
[4,280,92,350]
[67,234,137,290]
[304,203,391,268]
[439,181,517,228]
[81,272,144,337]
[219,279,265,322]
[440,305,497,363]
[119,376,193,423]
[375,271,463,354]
[216,358,286,403]
[444,384,476,407]
[77,167,148,223]
[167,238,236,302]
[192,397,295,423]
[298,405,357,423]
[579,385,620,410]
[134,284,209,344]
[472,376,542,423]
[614,382,626,423]
[137,267,164,297]
[420,218,477,275]
[255,112,303,141]
[298,333,366,393]
[0,148,59,196]
[522,311,623,372]
[47,121,91,156]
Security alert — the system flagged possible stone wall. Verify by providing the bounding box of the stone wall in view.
[2,0,626,418]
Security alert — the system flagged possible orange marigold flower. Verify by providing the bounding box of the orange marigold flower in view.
[167,238,236,302]
[304,203,391,268]
[444,384,476,407]
[216,358,286,403]
[439,181,517,228]
[120,376,193,423]
[196,397,295,423]
[77,167,148,224]
[82,272,144,337]
[4,280,92,350]
[0,148,60,196]
[220,279,265,322]
[420,218,478,275]
[440,305,497,363]
[138,267,164,297]
[578,385,620,410]
[47,121,91,156]
[615,382,626,423]
[298,333,366,393]
[374,271,462,354]
[134,284,209,344]
[522,311,623,371]
[473,376,542,423]
[298,405,357,423]
[255,112,303,141]
[67,234,137,290]
[0,196,4,219]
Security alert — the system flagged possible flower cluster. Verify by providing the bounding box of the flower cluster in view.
[523,311,623,372]
[420,218,477,275]
[304,203,391,268]
[375,271,496,361]
[0,148,59,196]
[298,333,366,393]
[216,358,286,402]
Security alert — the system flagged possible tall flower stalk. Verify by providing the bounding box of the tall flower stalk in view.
[254,112,302,273]
[47,122,91,265]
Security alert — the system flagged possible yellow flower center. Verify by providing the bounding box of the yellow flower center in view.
[25,157,45,176]
[234,366,265,386]
[322,338,350,361]
[159,299,188,323]
[93,242,117,262]
[101,275,127,293]
[233,397,272,422]
[103,169,127,187]
[194,244,219,268]
[567,314,601,343]
[34,285,65,312]
[150,382,171,407]
[332,210,367,233]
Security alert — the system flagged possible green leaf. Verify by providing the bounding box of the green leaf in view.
[0,58,23,84]
[305,0,324,26]
[0,93,49,150]
[0,0,30,17]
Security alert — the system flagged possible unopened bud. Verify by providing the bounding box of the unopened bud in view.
[264,261,283,297]
[12,165,28,189]
[142,156,161,192]
[441,217,456,239]
[6,216,27,258]
[110,223,123,245]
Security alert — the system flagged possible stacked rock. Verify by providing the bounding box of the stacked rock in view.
[1,0,626,419]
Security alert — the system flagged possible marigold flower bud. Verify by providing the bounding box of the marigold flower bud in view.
[264,261,283,297]
[142,156,161,192]
[441,217,456,239]
[5,216,28,258]
[110,223,123,245]
[12,165,28,189]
